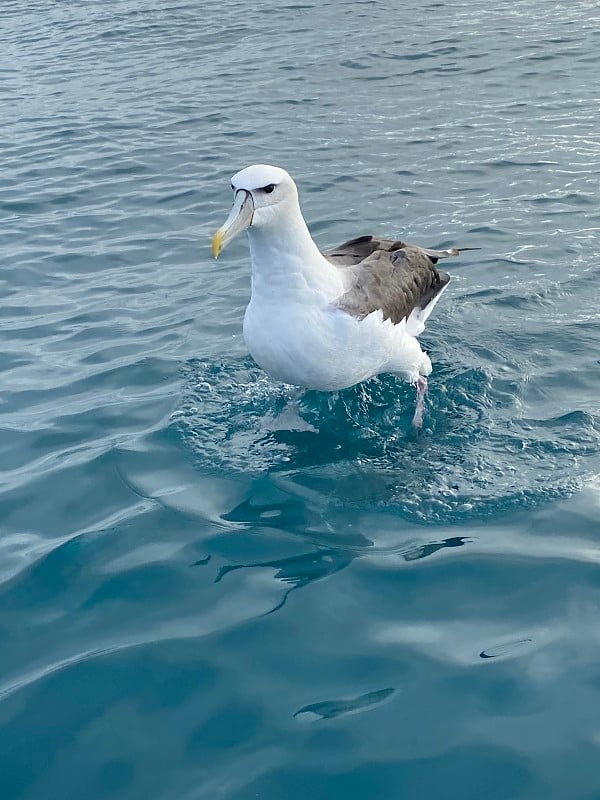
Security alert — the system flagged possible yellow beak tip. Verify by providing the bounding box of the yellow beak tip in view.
[211,232,223,259]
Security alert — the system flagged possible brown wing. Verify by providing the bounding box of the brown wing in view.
[324,235,409,268]
[324,234,478,267]
[324,236,452,325]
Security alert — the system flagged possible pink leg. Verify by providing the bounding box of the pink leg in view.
[412,375,428,430]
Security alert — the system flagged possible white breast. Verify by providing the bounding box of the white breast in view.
[243,298,415,390]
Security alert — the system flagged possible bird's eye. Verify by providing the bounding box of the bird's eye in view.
[262,184,275,194]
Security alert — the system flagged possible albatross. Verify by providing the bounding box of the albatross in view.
[212,164,476,427]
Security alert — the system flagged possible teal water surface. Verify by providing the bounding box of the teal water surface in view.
[2,1,600,798]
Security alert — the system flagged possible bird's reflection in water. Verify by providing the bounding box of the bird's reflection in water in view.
[401,536,469,562]
[294,687,395,722]
[215,548,355,615]
[205,533,470,617]
[203,486,472,616]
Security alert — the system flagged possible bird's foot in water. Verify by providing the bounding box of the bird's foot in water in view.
[412,375,428,430]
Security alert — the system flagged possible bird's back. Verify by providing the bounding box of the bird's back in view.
[324,235,450,328]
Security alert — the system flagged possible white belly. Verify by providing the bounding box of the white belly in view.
[243,299,427,390]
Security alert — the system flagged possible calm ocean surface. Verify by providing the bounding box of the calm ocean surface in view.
[1,1,600,797]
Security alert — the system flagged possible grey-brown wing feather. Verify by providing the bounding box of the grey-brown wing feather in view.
[324,235,453,325]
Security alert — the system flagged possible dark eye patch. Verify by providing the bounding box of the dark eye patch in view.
[262,184,275,194]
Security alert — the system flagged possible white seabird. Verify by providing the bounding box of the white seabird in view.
[212,164,476,427]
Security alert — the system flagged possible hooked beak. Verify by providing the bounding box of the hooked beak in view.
[212,190,254,258]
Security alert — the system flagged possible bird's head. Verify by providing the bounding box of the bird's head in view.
[212,164,298,258]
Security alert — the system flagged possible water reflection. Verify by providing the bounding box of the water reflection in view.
[215,548,355,615]
[294,687,395,722]
[402,536,469,562]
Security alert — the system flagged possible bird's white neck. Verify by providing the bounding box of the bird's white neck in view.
[246,206,342,303]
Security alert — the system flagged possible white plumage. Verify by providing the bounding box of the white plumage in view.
[212,164,472,426]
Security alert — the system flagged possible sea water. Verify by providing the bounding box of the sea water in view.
[1,1,600,797]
